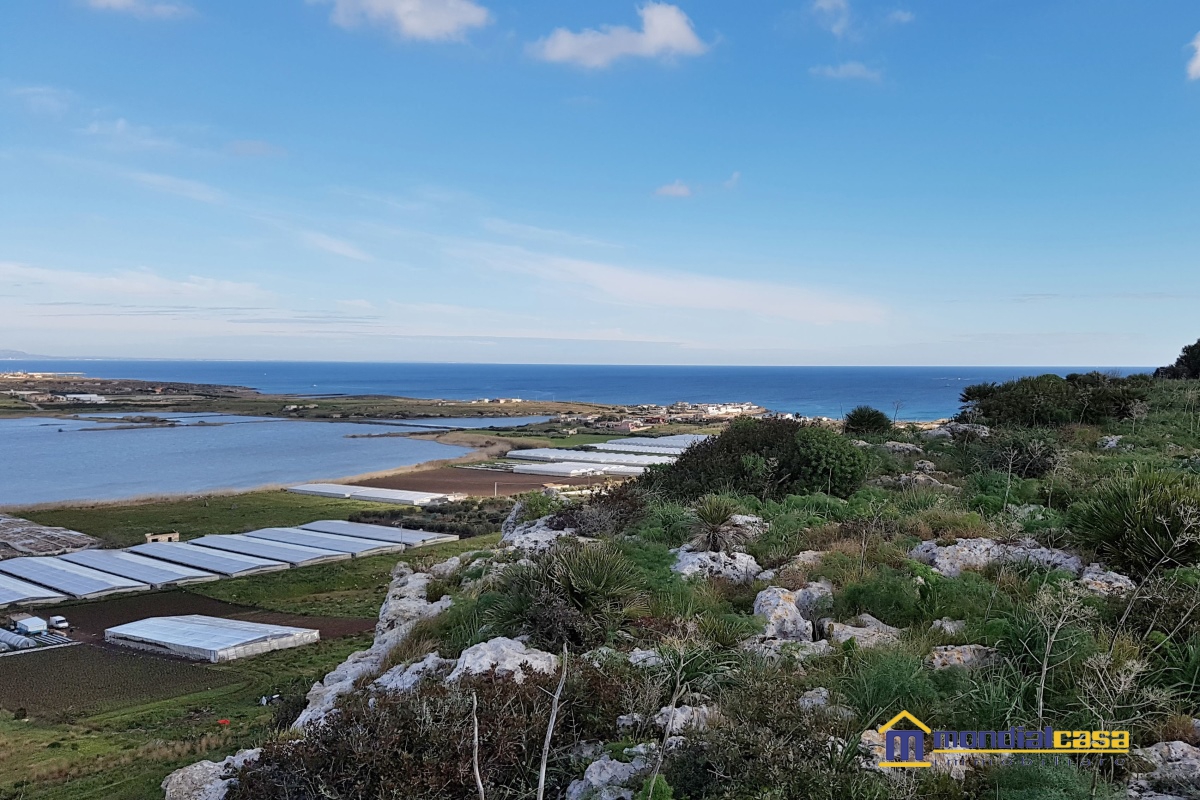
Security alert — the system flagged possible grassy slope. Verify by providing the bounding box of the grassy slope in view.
[13,491,407,548]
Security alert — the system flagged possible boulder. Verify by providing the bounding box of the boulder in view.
[565,754,646,800]
[921,423,990,441]
[753,587,814,641]
[501,516,575,553]
[796,687,855,718]
[872,472,960,492]
[728,514,769,538]
[294,565,451,729]
[628,648,664,668]
[1128,741,1200,798]
[913,459,938,474]
[742,638,833,661]
[755,569,777,582]
[793,579,834,618]
[429,552,478,579]
[824,614,902,649]
[672,548,763,584]
[884,441,924,455]
[1079,563,1137,597]
[850,439,871,448]
[930,618,966,637]
[162,748,260,800]
[372,652,455,694]
[1098,435,1124,450]
[925,645,997,670]
[447,637,559,683]
[910,538,1082,578]
[789,550,826,567]
[653,704,719,734]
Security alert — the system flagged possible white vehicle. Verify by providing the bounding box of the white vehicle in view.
[48,615,69,630]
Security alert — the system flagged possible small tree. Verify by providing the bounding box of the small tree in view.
[843,405,893,435]
[1029,582,1098,721]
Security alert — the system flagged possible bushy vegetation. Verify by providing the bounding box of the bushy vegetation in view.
[1156,337,1200,380]
[1069,468,1200,576]
[958,372,1149,427]
[843,405,893,435]
[637,418,867,501]
[355,496,516,538]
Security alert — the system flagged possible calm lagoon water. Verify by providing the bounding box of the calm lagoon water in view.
[0,413,547,507]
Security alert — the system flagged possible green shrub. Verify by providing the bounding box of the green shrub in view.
[958,372,1148,427]
[1069,468,1200,576]
[973,762,1122,800]
[636,418,867,502]
[1155,337,1200,379]
[516,490,566,522]
[843,405,893,435]
[635,776,674,800]
[975,428,1062,478]
[484,542,649,650]
[836,649,939,723]
[689,494,747,552]
[835,567,923,627]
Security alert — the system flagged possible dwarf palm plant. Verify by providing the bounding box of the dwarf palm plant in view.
[689,495,746,552]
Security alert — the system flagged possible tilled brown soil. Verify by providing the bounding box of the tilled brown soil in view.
[352,467,599,497]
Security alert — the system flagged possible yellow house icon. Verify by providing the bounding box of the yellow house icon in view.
[878,710,932,768]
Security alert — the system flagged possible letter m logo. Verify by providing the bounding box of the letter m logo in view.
[877,710,932,768]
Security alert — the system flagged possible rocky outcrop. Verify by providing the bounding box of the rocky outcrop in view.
[742,638,833,660]
[922,423,990,440]
[793,579,834,618]
[754,586,814,641]
[372,652,455,694]
[824,614,902,649]
[653,704,719,734]
[910,537,1083,578]
[1128,741,1200,798]
[926,644,997,670]
[872,472,959,492]
[788,550,826,568]
[1098,435,1124,450]
[566,754,647,800]
[883,441,924,455]
[162,749,260,800]
[930,617,966,637]
[797,687,855,718]
[294,563,452,729]
[501,516,575,553]
[728,514,769,538]
[446,637,559,683]
[628,648,664,668]
[913,459,937,474]
[1079,563,1137,596]
[672,547,763,584]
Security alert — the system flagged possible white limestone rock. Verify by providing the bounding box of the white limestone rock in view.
[162,748,260,800]
[921,423,990,441]
[753,586,814,641]
[793,579,834,618]
[1128,741,1200,798]
[795,687,854,718]
[824,614,903,649]
[742,637,833,661]
[884,441,924,455]
[672,548,763,584]
[628,648,664,668]
[294,564,451,729]
[788,550,826,568]
[500,515,575,553]
[1099,435,1124,450]
[850,439,871,448]
[926,644,997,670]
[1079,563,1137,597]
[909,537,1083,578]
[372,652,455,694]
[913,460,938,474]
[566,755,646,800]
[653,704,719,734]
[447,636,559,683]
[429,552,478,579]
[930,617,966,637]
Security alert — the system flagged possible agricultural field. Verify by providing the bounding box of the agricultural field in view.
[12,491,404,549]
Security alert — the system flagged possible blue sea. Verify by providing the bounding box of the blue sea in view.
[3,360,1148,421]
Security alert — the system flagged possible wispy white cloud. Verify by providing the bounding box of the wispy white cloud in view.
[126,171,226,204]
[8,86,72,116]
[311,0,491,41]
[301,231,374,261]
[810,61,882,82]
[84,0,193,20]
[812,0,851,38]
[530,3,708,69]
[723,171,741,189]
[888,9,914,24]
[454,243,885,326]
[481,218,615,248]
[1189,32,1200,81]
[655,180,692,197]
[83,118,177,151]
[0,261,270,304]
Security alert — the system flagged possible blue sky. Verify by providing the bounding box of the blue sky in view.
[1,0,1198,366]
